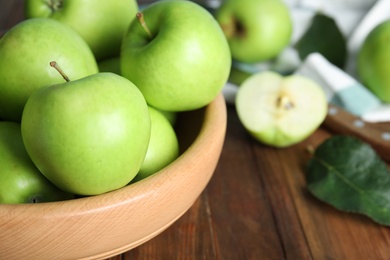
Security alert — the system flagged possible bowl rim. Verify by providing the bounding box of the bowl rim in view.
[0,93,227,260]
[0,93,227,215]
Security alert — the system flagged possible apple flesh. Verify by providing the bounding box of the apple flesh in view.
[21,70,151,195]
[236,71,327,147]
[121,0,231,112]
[0,121,74,204]
[0,18,98,122]
[133,106,179,182]
[358,20,390,102]
[24,0,139,60]
[215,0,292,63]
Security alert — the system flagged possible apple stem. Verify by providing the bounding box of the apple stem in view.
[136,12,153,38]
[50,61,70,82]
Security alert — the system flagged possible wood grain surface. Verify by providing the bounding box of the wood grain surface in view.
[2,1,390,259]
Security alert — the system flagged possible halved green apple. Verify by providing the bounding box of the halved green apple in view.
[236,71,327,147]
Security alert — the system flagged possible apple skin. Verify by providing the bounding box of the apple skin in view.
[236,71,327,148]
[157,108,177,126]
[0,18,98,122]
[0,121,74,204]
[358,20,390,102]
[215,0,292,63]
[98,57,121,75]
[133,106,179,182]
[121,0,231,112]
[21,72,151,196]
[24,0,138,60]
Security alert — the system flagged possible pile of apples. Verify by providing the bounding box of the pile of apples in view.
[0,0,231,203]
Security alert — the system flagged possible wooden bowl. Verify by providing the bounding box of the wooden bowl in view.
[0,93,227,260]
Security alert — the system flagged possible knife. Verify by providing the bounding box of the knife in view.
[323,104,390,162]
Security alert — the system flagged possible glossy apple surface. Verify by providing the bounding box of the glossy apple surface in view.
[0,18,98,122]
[236,71,327,147]
[215,0,292,63]
[24,0,138,60]
[121,0,231,112]
[358,20,390,102]
[21,72,151,195]
[0,121,74,204]
[133,106,179,182]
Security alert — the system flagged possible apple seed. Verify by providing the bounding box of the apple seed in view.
[276,95,294,110]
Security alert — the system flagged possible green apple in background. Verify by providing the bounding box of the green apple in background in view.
[121,0,231,112]
[358,20,390,102]
[215,0,292,63]
[24,0,138,60]
[98,57,121,75]
[0,121,74,204]
[133,106,179,182]
[236,71,327,148]
[21,65,151,196]
[228,66,252,86]
[0,18,98,122]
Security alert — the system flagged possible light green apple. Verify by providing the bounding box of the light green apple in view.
[0,18,98,122]
[358,20,390,102]
[98,57,121,75]
[215,0,292,63]
[133,106,179,182]
[21,67,151,196]
[24,0,138,60]
[121,0,231,112]
[0,121,74,204]
[157,108,177,126]
[236,71,327,148]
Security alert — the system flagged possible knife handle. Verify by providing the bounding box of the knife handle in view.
[323,104,390,162]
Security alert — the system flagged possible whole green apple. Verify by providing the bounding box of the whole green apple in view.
[358,20,390,102]
[121,0,231,112]
[24,0,138,60]
[133,106,179,182]
[236,71,327,147]
[0,121,74,204]
[0,18,98,122]
[21,66,151,196]
[215,0,292,63]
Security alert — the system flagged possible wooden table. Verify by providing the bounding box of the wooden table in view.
[2,1,390,259]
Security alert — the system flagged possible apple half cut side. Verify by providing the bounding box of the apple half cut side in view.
[236,71,328,147]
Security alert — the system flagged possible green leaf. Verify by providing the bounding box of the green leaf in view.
[306,135,390,226]
[295,13,347,69]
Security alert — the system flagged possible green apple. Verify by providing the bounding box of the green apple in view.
[21,64,151,196]
[24,0,138,60]
[121,0,231,112]
[0,121,74,204]
[133,106,179,182]
[228,66,252,86]
[358,20,390,102]
[98,57,121,75]
[0,18,98,122]
[215,0,292,63]
[236,71,327,147]
[158,109,177,126]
